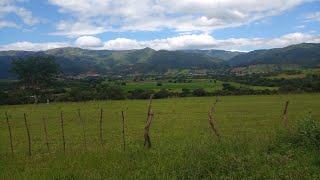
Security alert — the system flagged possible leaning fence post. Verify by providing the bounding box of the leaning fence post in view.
[208,106,221,141]
[5,112,14,157]
[77,109,87,151]
[42,113,50,153]
[146,94,153,123]
[60,110,66,153]
[24,113,31,156]
[282,101,289,129]
[144,95,154,148]
[144,111,154,148]
[121,111,126,151]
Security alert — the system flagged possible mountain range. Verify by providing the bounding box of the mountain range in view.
[0,43,319,78]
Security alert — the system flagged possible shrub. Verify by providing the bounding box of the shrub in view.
[193,88,207,96]
[291,115,320,148]
[154,89,171,99]
[96,83,126,100]
[68,87,95,101]
[128,89,155,99]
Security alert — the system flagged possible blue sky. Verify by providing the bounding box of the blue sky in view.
[0,0,320,51]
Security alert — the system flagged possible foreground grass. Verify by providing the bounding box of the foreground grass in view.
[0,94,319,179]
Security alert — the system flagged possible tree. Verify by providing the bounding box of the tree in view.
[11,57,60,103]
[193,88,207,96]
[96,83,126,100]
[154,89,171,99]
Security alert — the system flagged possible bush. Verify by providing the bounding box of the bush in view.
[180,88,191,97]
[154,89,171,99]
[6,90,32,104]
[193,88,207,96]
[291,115,320,148]
[0,91,8,105]
[96,83,126,100]
[128,89,155,99]
[68,87,95,101]
[156,82,163,86]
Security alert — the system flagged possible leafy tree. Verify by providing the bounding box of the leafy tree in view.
[154,89,171,99]
[68,87,95,101]
[193,88,207,96]
[0,91,8,105]
[222,83,237,91]
[11,57,59,103]
[180,88,191,97]
[128,89,154,99]
[96,83,126,100]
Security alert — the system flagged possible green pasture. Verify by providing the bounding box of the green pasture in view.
[0,94,319,179]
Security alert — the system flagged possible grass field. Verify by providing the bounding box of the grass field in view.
[0,94,320,179]
[123,79,278,92]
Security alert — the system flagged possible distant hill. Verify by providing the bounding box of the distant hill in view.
[180,49,243,61]
[228,43,320,67]
[0,47,222,78]
[1,43,320,79]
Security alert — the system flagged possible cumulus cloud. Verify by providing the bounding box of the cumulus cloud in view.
[50,21,107,37]
[75,36,103,48]
[2,33,320,51]
[100,33,320,51]
[0,41,70,51]
[0,0,40,28]
[48,0,311,36]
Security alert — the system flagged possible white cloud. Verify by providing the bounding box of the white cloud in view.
[0,0,40,28]
[100,33,320,51]
[50,21,107,37]
[48,0,311,36]
[0,20,18,28]
[305,12,320,22]
[75,36,103,47]
[2,32,320,51]
[0,41,70,51]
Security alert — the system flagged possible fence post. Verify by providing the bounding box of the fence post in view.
[24,113,31,156]
[42,113,50,153]
[282,101,289,129]
[122,111,126,151]
[60,110,66,153]
[144,111,154,148]
[144,95,154,148]
[208,106,221,141]
[5,112,14,157]
[99,108,103,147]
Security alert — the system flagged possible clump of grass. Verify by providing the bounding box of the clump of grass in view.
[291,114,320,149]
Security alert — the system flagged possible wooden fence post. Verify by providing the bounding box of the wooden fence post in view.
[24,113,31,156]
[282,101,289,129]
[5,112,14,157]
[99,108,103,146]
[42,113,50,153]
[144,95,154,148]
[77,109,87,151]
[60,110,66,153]
[144,111,154,148]
[146,95,153,122]
[208,106,221,141]
[122,111,125,151]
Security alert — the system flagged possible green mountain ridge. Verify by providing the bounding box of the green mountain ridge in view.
[0,47,223,78]
[1,43,320,79]
[229,43,320,67]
